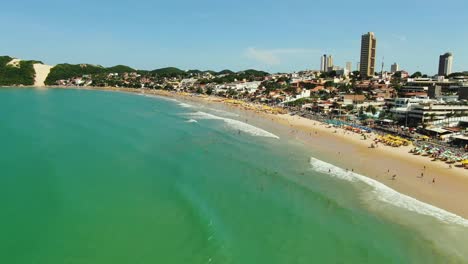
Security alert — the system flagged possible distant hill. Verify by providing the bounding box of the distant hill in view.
[240,69,269,77]
[0,56,41,86]
[150,67,186,77]
[45,64,106,85]
[1,55,271,86]
[218,69,234,75]
[106,65,136,73]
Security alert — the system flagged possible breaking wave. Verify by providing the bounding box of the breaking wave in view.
[179,102,193,108]
[186,111,279,139]
[309,157,468,227]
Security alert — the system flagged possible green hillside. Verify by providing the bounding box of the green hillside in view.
[45,64,106,85]
[0,56,38,86]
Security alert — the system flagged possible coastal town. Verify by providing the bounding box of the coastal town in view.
[4,0,468,261]
[40,33,468,167]
[1,32,467,168]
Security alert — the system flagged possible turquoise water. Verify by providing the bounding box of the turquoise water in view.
[0,88,467,263]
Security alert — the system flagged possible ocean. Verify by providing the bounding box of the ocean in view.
[1,87,467,263]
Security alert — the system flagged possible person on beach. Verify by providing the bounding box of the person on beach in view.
[420,172,424,178]
[392,174,397,180]
[432,178,436,183]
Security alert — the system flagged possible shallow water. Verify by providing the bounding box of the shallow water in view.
[1,88,467,263]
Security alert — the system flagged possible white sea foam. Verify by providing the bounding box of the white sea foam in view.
[309,157,468,227]
[179,102,193,108]
[186,119,198,123]
[187,111,279,139]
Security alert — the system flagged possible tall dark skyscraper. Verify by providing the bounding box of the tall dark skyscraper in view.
[438,52,453,76]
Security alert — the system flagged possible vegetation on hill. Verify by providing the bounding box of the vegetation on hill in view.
[2,54,270,86]
[150,67,186,78]
[241,69,269,77]
[45,64,106,85]
[106,65,136,73]
[218,69,234,75]
[0,56,38,86]
[449,72,468,77]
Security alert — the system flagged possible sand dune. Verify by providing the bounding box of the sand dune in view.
[6,58,21,67]
[33,64,53,87]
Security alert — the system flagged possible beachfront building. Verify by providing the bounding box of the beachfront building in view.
[214,81,262,94]
[401,77,467,99]
[283,89,311,104]
[391,63,399,73]
[390,98,468,125]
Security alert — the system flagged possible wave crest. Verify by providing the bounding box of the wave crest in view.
[187,111,279,139]
[309,157,468,227]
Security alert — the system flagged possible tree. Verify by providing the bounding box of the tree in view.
[324,81,334,88]
[359,106,364,116]
[366,105,377,115]
[410,71,422,78]
[206,87,213,95]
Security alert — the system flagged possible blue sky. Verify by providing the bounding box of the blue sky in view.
[1,0,467,74]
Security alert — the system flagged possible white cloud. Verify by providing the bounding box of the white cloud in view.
[245,47,321,65]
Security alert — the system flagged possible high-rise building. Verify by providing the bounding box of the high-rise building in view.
[320,54,326,72]
[356,62,360,72]
[438,52,453,76]
[345,62,352,72]
[359,32,377,78]
[326,55,334,70]
[391,63,399,73]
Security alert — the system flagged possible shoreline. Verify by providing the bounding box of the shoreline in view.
[4,86,468,219]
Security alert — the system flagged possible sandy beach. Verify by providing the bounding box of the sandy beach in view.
[270,114,468,218]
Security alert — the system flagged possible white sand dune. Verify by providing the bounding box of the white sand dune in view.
[7,58,21,68]
[33,64,53,87]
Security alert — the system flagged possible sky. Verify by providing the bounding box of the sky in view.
[1,0,467,74]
